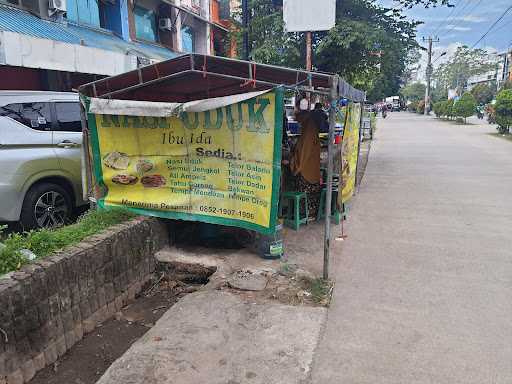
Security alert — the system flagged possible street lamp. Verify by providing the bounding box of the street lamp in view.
[433,51,447,64]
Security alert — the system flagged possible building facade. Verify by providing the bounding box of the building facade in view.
[0,0,234,91]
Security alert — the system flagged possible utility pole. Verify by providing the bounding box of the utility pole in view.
[242,0,250,61]
[423,36,439,115]
[306,31,312,71]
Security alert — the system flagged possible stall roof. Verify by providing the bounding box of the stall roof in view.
[79,54,365,103]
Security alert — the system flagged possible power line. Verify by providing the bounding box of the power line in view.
[480,13,512,38]
[470,4,512,49]
[443,0,484,37]
[431,0,463,36]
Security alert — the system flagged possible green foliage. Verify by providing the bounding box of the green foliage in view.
[433,101,443,117]
[470,83,495,105]
[307,278,333,305]
[398,0,452,7]
[445,99,455,119]
[431,86,448,103]
[495,89,512,131]
[0,208,135,276]
[433,46,497,94]
[243,0,420,103]
[453,93,476,123]
[400,82,426,102]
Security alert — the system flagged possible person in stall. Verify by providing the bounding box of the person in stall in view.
[289,98,322,218]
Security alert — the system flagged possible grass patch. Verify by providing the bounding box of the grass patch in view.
[0,208,136,276]
[308,278,334,305]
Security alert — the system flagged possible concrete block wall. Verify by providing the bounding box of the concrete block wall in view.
[0,217,169,384]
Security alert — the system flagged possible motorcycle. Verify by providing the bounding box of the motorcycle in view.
[382,110,387,119]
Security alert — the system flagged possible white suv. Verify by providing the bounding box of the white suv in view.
[0,91,86,229]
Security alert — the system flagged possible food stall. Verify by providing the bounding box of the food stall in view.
[78,54,365,279]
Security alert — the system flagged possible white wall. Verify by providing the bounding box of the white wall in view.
[0,31,137,76]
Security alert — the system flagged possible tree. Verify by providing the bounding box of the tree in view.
[470,83,495,105]
[495,89,512,133]
[433,46,497,96]
[243,0,420,103]
[398,0,453,7]
[453,93,476,123]
[400,82,426,102]
[431,86,448,103]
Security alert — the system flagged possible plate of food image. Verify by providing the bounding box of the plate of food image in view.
[112,174,138,185]
[141,174,166,188]
[103,152,130,170]
[136,159,154,175]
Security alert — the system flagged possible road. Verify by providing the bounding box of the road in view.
[311,113,512,383]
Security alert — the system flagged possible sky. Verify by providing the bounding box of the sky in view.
[378,0,512,76]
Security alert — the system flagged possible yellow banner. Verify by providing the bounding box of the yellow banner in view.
[88,90,283,234]
[340,102,361,203]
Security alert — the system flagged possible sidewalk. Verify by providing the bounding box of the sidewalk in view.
[96,291,326,384]
[311,113,512,383]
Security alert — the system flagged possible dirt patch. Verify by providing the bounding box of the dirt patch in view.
[29,277,203,384]
[218,264,334,308]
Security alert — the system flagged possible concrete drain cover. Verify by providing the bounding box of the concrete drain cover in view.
[228,270,268,291]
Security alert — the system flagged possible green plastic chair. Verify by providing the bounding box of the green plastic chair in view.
[280,191,309,231]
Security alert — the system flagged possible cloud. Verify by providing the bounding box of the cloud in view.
[420,15,486,23]
[455,15,487,23]
[444,24,471,32]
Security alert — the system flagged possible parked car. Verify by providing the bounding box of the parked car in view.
[0,91,86,229]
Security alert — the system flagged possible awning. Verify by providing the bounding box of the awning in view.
[88,90,269,116]
[0,3,178,62]
[79,54,365,103]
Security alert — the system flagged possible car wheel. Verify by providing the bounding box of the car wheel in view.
[20,183,73,230]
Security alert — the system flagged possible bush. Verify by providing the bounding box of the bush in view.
[453,92,476,123]
[433,101,443,118]
[407,101,417,112]
[445,99,455,120]
[495,89,512,133]
[0,208,136,276]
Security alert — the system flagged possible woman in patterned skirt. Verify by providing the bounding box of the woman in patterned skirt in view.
[290,108,322,218]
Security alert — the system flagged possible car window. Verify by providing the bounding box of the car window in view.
[0,102,53,131]
[54,102,82,132]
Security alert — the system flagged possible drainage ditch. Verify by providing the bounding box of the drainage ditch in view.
[29,266,215,384]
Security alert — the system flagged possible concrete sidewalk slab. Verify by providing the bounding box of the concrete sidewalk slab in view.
[311,113,512,384]
[96,291,326,384]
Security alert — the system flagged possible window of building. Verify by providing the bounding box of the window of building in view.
[67,0,101,27]
[0,103,53,131]
[134,5,157,42]
[181,25,195,53]
[66,0,114,30]
[54,102,82,132]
